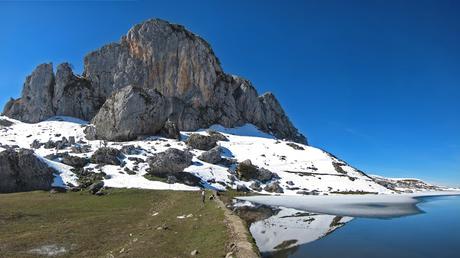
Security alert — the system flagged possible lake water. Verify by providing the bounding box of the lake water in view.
[244,195,460,258]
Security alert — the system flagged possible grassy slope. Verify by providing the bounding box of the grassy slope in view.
[0,189,228,258]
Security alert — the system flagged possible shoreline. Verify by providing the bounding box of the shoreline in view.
[214,194,260,258]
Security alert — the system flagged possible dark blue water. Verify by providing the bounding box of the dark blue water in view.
[271,196,460,258]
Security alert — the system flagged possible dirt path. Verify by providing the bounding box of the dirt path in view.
[214,196,260,258]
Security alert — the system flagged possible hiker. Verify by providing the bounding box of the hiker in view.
[201,189,206,205]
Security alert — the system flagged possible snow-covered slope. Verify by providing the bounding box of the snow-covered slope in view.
[370,175,456,193]
[0,116,394,194]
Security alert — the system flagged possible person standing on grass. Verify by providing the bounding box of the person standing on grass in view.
[201,189,206,205]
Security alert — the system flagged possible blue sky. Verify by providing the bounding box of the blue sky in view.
[0,0,459,186]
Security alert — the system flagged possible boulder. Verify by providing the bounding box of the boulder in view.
[83,125,97,140]
[44,140,56,149]
[207,130,228,142]
[249,181,262,192]
[0,118,14,127]
[236,159,277,183]
[147,148,193,176]
[166,175,178,184]
[71,144,92,154]
[88,181,104,195]
[197,146,222,164]
[264,181,284,193]
[90,147,124,165]
[0,149,55,193]
[186,134,217,151]
[69,136,76,145]
[236,160,258,181]
[124,167,136,175]
[91,86,168,141]
[72,168,105,189]
[175,172,202,187]
[30,140,43,149]
[236,184,250,192]
[286,142,305,150]
[121,145,143,155]
[258,168,276,182]
[61,154,89,168]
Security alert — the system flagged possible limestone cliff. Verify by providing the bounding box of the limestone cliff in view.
[3,19,307,144]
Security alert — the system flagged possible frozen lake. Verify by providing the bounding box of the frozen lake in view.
[238,193,460,258]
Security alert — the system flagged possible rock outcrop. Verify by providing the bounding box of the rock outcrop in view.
[0,149,56,193]
[91,86,168,141]
[53,63,102,121]
[2,18,306,144]
[3,64,55,123]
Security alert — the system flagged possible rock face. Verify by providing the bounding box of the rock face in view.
[84,20,222,106]
[2,18,306,144]
[0,149,55,193]
[3,64,55,123]
[2,63,102,123]
[53,63,102,121]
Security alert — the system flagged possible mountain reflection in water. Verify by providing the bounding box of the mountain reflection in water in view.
[238,194,460,258]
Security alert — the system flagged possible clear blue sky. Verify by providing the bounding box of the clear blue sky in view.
[0,0,459,186]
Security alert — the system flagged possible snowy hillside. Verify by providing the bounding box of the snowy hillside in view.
[0,116,394,194]
[370,175,455,193]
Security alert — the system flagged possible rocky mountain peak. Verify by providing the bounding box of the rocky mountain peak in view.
[2,18,307,144]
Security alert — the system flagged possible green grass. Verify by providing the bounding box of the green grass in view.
[143,173,167,182]
[0,189,228,258]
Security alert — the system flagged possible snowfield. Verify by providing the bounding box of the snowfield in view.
[0,115,451,195]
